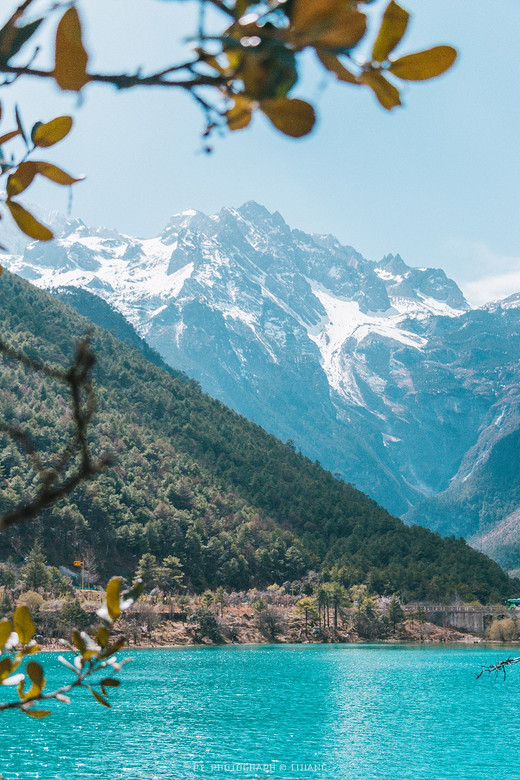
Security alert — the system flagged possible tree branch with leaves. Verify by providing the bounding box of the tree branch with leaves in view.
[0,577,142,718]
[0,0,457,241]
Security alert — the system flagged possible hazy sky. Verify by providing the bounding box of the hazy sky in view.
[2,0,520,305]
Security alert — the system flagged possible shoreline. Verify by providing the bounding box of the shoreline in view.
[38,637,520,654]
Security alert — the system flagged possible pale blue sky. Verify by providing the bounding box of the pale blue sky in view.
[3,0,520,304]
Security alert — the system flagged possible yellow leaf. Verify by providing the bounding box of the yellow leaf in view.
[106,577,121,621]
[6,161,37,198]
[226,96,253,131]
[13,605,35,645]
[317,51,359,84]
[32,116,73,148]
[99,635,126,659]
[291,0,366,50]
[260,98,315,138]
[25,709,51,718]
[291,0,342,34]
[372,1,409,63]
[0,656,13,681]
[313,9,366,50]
[6,201,54,241]
[91,688,111,708]
[54,7,89,91]
[0,129,20,145]
[360,70,401,110]
[33,161,83,186]
[0,619,12,650]
[71,629,87,655]
[26,661,45,692]
[96,625,110,648]
[389,46,457,81]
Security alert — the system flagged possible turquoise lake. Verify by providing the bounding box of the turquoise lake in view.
[2,644,520,779]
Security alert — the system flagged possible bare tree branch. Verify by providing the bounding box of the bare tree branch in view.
[477,657,520,680]
[0,336,111,531]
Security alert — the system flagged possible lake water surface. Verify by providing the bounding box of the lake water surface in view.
[2,644,520,780]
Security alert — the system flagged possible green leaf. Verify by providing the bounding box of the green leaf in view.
[30,121,42,143]
[372,1,409,63]
[14,105,28,148]
[6,200,53,241]
[54,7,89,91]
[389,46,457,81]
[0,618,12,650]
[0,16,43,65]
[13,605,35,645]
[32,116,73,148]
[7,18,43,61]
[106,577,122,621]
[260,98,315,138]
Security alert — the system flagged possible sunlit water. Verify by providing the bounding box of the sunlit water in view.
[2,644,520,779]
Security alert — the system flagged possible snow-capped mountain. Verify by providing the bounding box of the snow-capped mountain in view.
[5,202,520,565]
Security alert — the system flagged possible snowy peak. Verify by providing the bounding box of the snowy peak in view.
[377,253,410,276]
[4,202,471,391]
[3,202,484,518]
[375,253,468,316]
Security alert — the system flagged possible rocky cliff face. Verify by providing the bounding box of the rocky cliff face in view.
[5,203,520,565]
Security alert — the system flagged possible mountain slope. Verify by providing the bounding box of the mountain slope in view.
[0,270,513,603]
[3,204,473,515]
[5,204,520,567]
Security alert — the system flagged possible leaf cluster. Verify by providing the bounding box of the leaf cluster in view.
[0,0,456,150]
[0,106,82,243]
[0,576,142,718]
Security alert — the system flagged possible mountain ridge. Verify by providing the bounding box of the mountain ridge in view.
[0,269,513,602]
[5,203,520,566]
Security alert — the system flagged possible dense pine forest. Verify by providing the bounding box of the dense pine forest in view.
[0,272,515,603]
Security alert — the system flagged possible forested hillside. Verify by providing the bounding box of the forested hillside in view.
[0,272,514,603]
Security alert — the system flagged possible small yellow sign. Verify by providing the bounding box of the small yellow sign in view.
[73,561,82,566]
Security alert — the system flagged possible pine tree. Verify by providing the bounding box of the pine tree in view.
[388,594,405,634]
[22,542,49,591]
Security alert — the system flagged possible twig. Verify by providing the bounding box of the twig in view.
[0,337,111,530]
[476,657,520,680]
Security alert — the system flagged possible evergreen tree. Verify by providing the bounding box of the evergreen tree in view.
[313,585,329,631]
[158,556,184,593]
[200,591,214,609]
[215,586,226,617]
[135,553,160,592]
[295,597,318,636]
[22,542,49,591]
[388,594,405,633]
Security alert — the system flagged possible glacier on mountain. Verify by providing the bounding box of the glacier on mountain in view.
[6,202,520,567]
